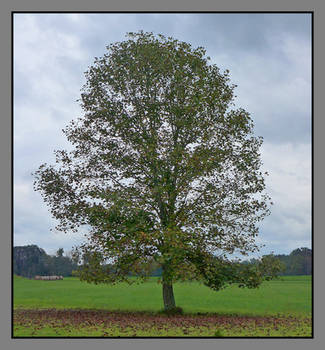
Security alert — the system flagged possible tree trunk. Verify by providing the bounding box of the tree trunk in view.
[162,282,176,310]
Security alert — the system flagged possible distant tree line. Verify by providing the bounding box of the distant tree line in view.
[76,247,311,278]
[13,245,78,278]
[13,245,311,279]
[147,247,312,277]
[245,247,312,276]
[276,247,312,275]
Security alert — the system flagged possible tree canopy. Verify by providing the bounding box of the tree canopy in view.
[33,31,275,310]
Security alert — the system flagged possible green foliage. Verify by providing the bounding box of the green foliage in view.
[185,251,285,291]
[287,248,312,275]
[33,31,272,308]
[247,248,312,276]
[13,245,47,278]
[13,245,78,278]
[257,253,286,280]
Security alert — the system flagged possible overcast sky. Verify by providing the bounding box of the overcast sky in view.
[14,13,312,257]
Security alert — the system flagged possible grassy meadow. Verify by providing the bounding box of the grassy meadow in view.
[13,275,312,337]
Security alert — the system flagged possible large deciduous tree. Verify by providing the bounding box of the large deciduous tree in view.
[33,31,275,311]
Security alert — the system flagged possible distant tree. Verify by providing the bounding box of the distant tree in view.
[33,31,276,311]
[289,247,312,275]
[14,245,78,277]
[53,248,79,276]
[13,245,47,278]
[56,248,64,257]
[268,247,312,276]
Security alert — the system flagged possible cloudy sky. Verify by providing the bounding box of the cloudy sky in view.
[14,13,312,257]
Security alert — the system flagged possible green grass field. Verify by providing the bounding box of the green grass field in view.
[13,275,312,337]
[14,275,311,316]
